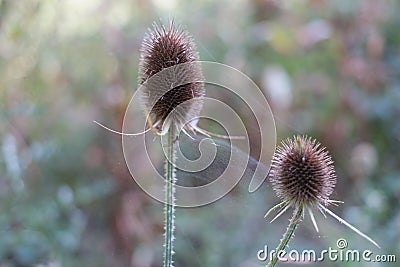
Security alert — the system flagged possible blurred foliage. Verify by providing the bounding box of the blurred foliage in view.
[0,0,399,266]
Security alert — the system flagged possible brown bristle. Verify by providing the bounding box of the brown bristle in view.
[138,21,204,128]
[269,135,337,207]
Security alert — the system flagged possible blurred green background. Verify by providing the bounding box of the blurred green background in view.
[0,0,399,266]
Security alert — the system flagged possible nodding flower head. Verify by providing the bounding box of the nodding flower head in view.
[139,21,205,135]
[269,135,336,208]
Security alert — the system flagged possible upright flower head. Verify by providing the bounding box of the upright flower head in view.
[139,21,205,135]
[94,21,207,138]
[265,135,379,263]
[269,135,336,208]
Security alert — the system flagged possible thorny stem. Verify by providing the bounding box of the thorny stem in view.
[164,127,177,267]
[267,206,303,267]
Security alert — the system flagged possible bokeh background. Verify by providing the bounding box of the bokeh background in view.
[1,0,399,266]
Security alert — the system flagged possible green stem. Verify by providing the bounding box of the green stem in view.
[267,206,303,267]
[164,127,177,267]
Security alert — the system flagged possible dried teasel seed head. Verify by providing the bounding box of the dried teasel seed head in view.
[269,135,337,208]
[139,21,204,132]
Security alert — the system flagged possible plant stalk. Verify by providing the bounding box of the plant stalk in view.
[163,127,177,267]
[267,206,303,267]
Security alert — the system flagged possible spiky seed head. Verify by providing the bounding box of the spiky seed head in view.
[138,21,204,131]
[269,135,337,208]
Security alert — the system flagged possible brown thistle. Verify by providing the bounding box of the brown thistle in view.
[139,21,205,134]
[269,135,336,208]
[265,135,379,267]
